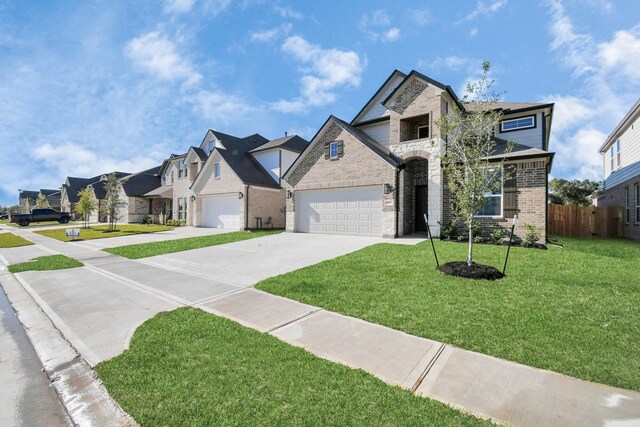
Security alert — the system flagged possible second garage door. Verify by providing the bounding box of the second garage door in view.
[201,194,242,229]
[295,186,382,236]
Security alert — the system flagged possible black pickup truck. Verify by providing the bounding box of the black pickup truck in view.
[9,209,71,226]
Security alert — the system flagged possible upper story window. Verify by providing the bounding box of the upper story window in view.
[417,125,429,139]
[214,163,220,178]
[610,146,615,171]
[500,115,535,132]
[208,140,215,154]
[178,160,185,178]
[329,142,338,159]
[616,139,621,167]
[635,183,640,224]
[171,171,174,184]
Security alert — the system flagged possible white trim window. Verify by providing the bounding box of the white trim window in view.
[329,141,339,159]
[616,139,621,167]
[477,168,503,217]
[178,160,185,178]
[610,146,615,171]
[635,183,640,224]
[500,115,535,132]
[214,163,220,178]
[625,186,630,224]
[208,140,215,154]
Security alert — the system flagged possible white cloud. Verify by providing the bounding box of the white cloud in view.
[381,28,400,42]
[125,31,202,86]
[163,0,196,13]
[408,9,431,26]
[598,26,640,83]
[192,90,257,124]
[470,27,478,37]
[359,10,400,42]
[428,55,478,72]
[202,0,231,16]
[274,6,303,20]
[274,36,365,113]
[543,0,640,180]
[250,23,292,42]
[33,143,159,180]
[459,0,508,23]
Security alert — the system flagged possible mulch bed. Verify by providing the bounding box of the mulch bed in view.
[438,261,505,280]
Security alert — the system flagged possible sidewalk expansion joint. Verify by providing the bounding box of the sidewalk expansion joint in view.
[267,308,323,333]
[411,343,446,393]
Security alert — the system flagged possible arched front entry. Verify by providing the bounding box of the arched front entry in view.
[400,156,430,235]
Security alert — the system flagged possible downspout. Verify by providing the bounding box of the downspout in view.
[244,184,249,230]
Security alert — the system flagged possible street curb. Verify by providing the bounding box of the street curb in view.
[0,270,137,427]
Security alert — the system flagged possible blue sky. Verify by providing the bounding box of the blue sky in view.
[1,0,639,206]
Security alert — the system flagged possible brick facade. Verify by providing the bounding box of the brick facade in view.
[247,187,285,229]
[597,175,640,240]
[442,160,549,242]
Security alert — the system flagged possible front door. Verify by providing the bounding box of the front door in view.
[414,185,428,232]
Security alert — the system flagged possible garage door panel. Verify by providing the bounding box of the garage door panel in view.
[295,186,382,237]
[202,195,241,229]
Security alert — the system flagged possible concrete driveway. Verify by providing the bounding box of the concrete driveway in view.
[3,232,384,365]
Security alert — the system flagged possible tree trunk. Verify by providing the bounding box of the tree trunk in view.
[467,217,473,266]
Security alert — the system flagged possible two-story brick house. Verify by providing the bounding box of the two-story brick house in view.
[283,70,554,240]
[595,98,640,240]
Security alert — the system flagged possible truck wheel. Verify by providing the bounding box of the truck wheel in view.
[59,217,70,224]
[19,219,30,226]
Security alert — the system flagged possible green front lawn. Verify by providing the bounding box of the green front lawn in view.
[8,254,83,273]
[96,308,489,426]
[103,229,282,259]
[0,232,33,248]
[7,220,85,228]
[35,224,174,242]
[257,238,640,391]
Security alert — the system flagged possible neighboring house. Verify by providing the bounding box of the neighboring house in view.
[190,130,309,229]
[18,190,39,213]
[595,98,640,240]
[117,166,163,224]
[40,189,61,211]
[145,153,188,224]
[61,172,130,220]
[283,69,554,240]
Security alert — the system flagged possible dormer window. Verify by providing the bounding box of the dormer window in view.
[500,115,535,132]
[208,140,215,154]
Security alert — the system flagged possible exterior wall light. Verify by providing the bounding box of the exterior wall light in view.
[191,195,196,201]
[238,192,244,199]
[384,183,394,194]
[287,190,294,199]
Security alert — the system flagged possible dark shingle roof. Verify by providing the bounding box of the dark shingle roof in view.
[248,135,310,154]
[121,166,162,197]
[66,176,99,202]
[215,133,280,188]
[40,189,59,196]
[19,190,39,200]
[191,147,208,161]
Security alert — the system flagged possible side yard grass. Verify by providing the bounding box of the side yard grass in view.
[8,254,83,273]
[96,308,490,426]
[257,238,640,391]
[35,224,173,242]
[103,229,282,259]
[0,232,34,248]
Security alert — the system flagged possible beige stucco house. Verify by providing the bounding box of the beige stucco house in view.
[283,69,554,241]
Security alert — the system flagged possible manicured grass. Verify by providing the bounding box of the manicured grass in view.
[8,254,83,273]
[0,232,33,248]
[7,220,85,228]
[35,224,174,242]
[96,308,489,426]
[257,238,640,391]
[103,229,282,259]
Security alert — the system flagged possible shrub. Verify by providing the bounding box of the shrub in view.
[490,226,509,244]
[167,219,186,227]
[441,220,457,239]
[142,216,159,225]
[523,223,540,247]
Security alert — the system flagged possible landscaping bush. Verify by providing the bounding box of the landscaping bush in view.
[490,226,509,244]
[523,223,541,247]
[142,216,159,225]
[166,219,186,227]
[440,220,457,240]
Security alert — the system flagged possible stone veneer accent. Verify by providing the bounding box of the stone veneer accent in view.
[443,160,549,242]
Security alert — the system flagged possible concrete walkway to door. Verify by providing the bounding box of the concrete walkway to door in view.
[1,227,639,426]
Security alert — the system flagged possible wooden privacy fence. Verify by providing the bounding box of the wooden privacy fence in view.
[548,204,623,238]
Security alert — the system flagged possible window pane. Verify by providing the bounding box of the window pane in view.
[418,126,429,139]
[479,196,501,216]
[330,142,338,158]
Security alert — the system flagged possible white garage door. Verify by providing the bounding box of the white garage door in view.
[201,194,242,229]
[296,186,382,236]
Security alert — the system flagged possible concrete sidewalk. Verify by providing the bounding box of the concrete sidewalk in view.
[3,228,640,426]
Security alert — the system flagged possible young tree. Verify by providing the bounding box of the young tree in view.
[76,188,97,228]
[36,193,49,208]
[104,173,123,231]
[549,178,601,206]
[436,61,514,266]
